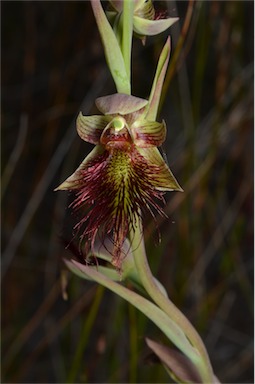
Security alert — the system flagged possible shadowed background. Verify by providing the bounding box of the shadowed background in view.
[2,1,253,383]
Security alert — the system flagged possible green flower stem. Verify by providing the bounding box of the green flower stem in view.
[122,0,134,87]
[91,0,130,94]
[131,217,214,383]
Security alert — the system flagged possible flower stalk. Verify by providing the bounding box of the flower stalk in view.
[91,0,130,94]
[122,0,134,82]
[130,217,214,383]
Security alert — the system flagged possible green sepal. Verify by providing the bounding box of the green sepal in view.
[96,93,148,115]
[137,147,183,192]
[54,146,105,190]
[132,119,166,148]
[144,37,171,121]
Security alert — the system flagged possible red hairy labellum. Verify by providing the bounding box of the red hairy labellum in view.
[70,145,166,270]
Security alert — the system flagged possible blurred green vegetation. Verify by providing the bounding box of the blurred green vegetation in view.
[2,1,253,383]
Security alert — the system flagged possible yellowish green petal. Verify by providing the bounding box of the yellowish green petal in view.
[132,119,166,148]
[137,147,183,192]
[76,113,111,144]
[54,146,105,191]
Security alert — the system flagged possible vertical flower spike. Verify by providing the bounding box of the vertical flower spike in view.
[56,93,182,271]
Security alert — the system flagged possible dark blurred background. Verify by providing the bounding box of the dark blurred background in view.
[2,1,254,383]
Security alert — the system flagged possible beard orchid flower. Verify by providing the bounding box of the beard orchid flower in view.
[56,93,182,271]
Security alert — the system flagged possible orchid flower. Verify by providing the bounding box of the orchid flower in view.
[56,37,182,271]
[55,2,218,383]
[56,92,182,270]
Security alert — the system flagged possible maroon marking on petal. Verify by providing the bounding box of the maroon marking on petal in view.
[100,123,133,147]
[105,141,132,152]
[154,10,168,20]
[68,145,168,270]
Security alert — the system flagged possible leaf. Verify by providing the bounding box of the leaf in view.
[146,338,202,383]
[90,0,130,94]
[85,237,168,296]
[65,259,201,366]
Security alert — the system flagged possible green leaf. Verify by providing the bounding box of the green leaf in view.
[65,259,201,366]
[90,0,130,94]
[84,237,168,296]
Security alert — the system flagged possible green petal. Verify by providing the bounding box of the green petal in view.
[133,16,178,36]
[96,93,148,115]
[77,113,111,144]
[54,146,105,191]
[132,119,166,147]
[137,147,183,192]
